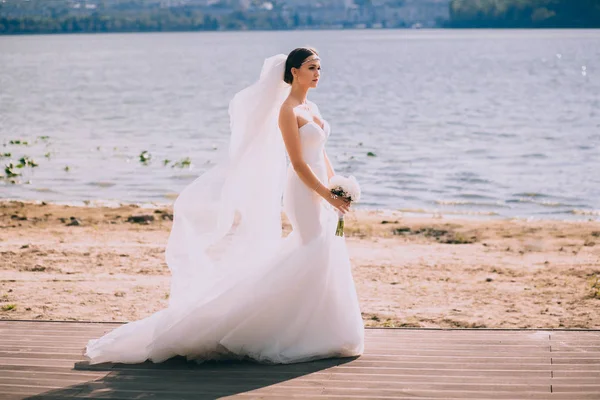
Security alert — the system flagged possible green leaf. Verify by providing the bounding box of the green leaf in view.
[18,156,39,167]
[4,162,21,177]
[139,151,151,163]
[172,157,192,168]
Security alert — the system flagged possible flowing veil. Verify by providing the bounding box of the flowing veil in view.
[165,54,292,309]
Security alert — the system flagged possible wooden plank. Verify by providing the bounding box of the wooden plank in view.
[0,344,556,358]
[551,384,600,393]
[366,340,551,345]
[362,353,551,360]
[0,348,557,363]
[551,346,600,352]
[0,390,576,400]
[0,356,568,374]
[0,333,110,340]
[0,363,555,378]
[549,352,600,358]
[4,370,600,386]
[0,355,558,370]
[553,370,600,378]
[0,379,552,393]
[369,343,551,350]
[0,323,115,330]
[0,330,555,341]
[549,341,600,346]
[0,341,557,354]
[0,325,113,332]
[0,387,223,400]
[305,359,554,368]
[0,375,554,391]
[0,352,83,361]
[0,322,565,333]
[0,358,76,368]
[0,347,556,363]
[246,394,600,400]
[374,332,548,338]
[0,334,556,346]
[0,328,553,338]
[551,332,600,338]
[1,370,108,380]
[0,325,559,337]
[0,345,86,351]
[1,322,595,337]
[551,358,600,364]
[0,342,555,354]
[546,364,600,371]
[0,327,112,334]
[270,387,595,400]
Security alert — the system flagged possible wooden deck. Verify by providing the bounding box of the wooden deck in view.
[0,321,599,399]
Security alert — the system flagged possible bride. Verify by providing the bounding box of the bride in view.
[85,47,365,365]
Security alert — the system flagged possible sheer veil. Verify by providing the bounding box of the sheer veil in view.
[164,54,291,308]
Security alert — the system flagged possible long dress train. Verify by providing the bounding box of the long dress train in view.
[84,118,365,365]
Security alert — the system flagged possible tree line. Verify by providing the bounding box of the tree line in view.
[447,0,600,28]
[1,0,599,34]
[0,8,285,34]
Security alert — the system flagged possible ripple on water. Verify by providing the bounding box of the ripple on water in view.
[448,172,492,185]
[169,174,199,181]
[31,187,60,193]
[521,153,548,159]
[511,192,552,199]
[464,148,489,155]
[570,209,600,216]
[455,193,499,201]
[507,198,580,208]
[399,207,500,217]
[435,199,510,209]
[88,181,116,188]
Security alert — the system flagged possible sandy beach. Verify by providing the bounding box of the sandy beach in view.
[1,200,598,329]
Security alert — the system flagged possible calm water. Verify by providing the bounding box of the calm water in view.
[1,29,599,219]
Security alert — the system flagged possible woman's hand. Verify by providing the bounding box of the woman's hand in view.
[327,194,351,214]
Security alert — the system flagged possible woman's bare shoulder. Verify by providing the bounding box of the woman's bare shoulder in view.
[279,100,297,119]
[279,101,298,127]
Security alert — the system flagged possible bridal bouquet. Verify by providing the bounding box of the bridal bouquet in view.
[328,175,361,237]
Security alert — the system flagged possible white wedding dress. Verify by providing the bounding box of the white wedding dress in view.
[84,55,364,365]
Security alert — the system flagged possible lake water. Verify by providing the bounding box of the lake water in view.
[0,29,599,219]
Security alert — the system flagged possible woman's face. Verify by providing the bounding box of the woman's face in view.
[292,55,321,89]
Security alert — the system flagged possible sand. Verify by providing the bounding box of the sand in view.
[1,200,599,328]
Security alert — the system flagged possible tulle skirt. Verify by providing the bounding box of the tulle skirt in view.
[85,163,364,365]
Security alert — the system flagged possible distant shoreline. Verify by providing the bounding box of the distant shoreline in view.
[2,26,600,37]
[1,199,597,223]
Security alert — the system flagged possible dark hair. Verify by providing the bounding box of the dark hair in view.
[284,47,319,85]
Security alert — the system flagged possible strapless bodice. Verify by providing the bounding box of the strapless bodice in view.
[298,119,330,165]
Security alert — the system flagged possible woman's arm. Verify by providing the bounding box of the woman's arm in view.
[279,104,350,213]
[323,149,335,181]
